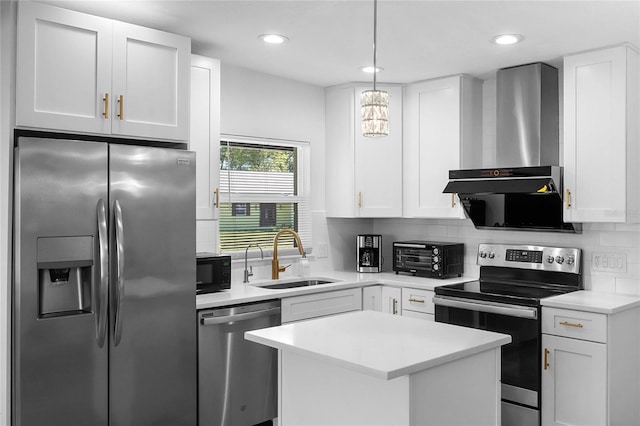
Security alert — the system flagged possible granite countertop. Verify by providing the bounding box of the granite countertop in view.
[541,290,640,315]
[245,310,511,380]
[196,270,475,310]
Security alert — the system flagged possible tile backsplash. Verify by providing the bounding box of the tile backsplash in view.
[368,218,640,294]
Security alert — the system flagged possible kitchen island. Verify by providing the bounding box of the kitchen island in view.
[246,310,511,426]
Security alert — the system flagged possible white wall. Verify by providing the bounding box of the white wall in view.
[217,64,335,280]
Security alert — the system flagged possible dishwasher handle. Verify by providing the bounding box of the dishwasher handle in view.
[201,306,281,326]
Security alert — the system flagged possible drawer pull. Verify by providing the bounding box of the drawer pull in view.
[392,298,398,315]
[565,189,572,209]
[543,348,550,370]
[408,298,425,303]
[559,320,583,328]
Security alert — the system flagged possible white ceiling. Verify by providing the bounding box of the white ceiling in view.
[40,0,640,87]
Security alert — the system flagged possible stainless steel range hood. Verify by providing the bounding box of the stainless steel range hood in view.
[443,63,581,233]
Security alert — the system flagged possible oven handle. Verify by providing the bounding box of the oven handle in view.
[433,295,538,319]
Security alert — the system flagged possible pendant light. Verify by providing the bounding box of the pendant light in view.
[361,0,389,137]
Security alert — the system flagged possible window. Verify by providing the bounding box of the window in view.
[219,137,311,253]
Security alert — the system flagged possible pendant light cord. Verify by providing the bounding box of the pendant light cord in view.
[372,0,378,91]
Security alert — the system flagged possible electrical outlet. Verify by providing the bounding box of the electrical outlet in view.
[591,252,627,273]
[316,242,329,258]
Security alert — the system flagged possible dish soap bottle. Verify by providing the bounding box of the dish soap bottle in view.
[298,252,310,277]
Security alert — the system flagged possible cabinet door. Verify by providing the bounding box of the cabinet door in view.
[16,2,112,134]
[111,21,190,141]
[354,86,403,217]
[325,85,403,218]
[362,285,382,311]
[541,334,607,426]
[281,288,363,323]
[381,286,401,315]
[190,55,221,221]
[325,87,356,217]
[563,45,638,223]
[403,75,482,218]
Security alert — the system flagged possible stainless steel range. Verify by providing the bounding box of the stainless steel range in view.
[434,243,582,426]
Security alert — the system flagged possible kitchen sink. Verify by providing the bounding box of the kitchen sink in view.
[257,279,335,290]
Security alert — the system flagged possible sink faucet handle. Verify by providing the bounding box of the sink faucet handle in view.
[279,264,292,272]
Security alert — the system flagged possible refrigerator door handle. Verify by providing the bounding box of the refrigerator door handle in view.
[96,199,109,347]
[114,200,125,346]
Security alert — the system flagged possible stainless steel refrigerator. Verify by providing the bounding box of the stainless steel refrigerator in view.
[12,135,197,425]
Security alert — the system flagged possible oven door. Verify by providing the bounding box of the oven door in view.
[434,295,540,426]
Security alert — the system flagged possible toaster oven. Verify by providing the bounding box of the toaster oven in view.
[393,241,464,278]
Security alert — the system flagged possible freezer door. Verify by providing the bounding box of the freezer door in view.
[13,138,109,426]
[108,144,197,426]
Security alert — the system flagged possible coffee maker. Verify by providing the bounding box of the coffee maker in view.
[357,234,382,273]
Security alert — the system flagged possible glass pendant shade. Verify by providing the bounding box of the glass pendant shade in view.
[361,89,389,137]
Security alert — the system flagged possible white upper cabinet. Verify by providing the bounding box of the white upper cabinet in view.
[403,75,482,218]
[563,45,639,223]
[325,84,403,217]
[190,55,221,221]
[16,2,190,141]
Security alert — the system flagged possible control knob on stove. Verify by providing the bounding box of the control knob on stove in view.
[479,251,487,258]
[433,264,439,271]
[555,256,565,264]
[433,256,439,263]
[488,252,495,259]
[566,256,575,266]
[546,255,555,264]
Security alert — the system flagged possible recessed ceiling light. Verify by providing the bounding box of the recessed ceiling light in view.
[491,34,525,45]
[259,34,289,44]
[361,66,384,73]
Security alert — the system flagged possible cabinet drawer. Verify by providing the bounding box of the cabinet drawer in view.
[401,288,434,315]
[402,309,434,322]
[542,307,607,343]
[282,288,363,323]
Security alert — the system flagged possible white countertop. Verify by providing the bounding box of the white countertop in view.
[245,310,511,380]
[542,290,640,314]
[196,270,474,310]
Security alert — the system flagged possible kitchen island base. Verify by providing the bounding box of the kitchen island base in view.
[279,347,501,426]
[246,311,509,426]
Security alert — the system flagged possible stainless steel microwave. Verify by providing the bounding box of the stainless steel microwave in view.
[196,253,231,294]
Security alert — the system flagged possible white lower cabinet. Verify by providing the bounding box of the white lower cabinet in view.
[363,285,434,320]
[401,288,434,321]
[281,288,362,323]
[381,286,402,315]
[362,285,383,311]
[541,306,640,425]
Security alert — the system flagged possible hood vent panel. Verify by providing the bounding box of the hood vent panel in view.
[444,177,555,195]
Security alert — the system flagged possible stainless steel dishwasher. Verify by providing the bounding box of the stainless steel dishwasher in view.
[198,299,281,426]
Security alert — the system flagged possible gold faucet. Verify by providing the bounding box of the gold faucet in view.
[272,229,305,279]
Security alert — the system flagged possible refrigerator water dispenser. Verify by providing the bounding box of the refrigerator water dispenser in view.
[37,236,93,318]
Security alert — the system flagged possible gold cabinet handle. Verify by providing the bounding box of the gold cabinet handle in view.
[103,93,109,119]
[392,298,398,315]
[565,189,572,209]
[117,95,124,120]
[559,320,583,328]
[408,298,425,303]
[543,348,550,370]
[358,192,362,208]
[213,187,220,208]
[451,193,456,208]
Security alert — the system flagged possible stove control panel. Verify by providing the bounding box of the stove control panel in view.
[477,243,581,274]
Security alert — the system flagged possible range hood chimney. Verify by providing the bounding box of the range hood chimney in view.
[443,63,581,233]
[496,63,559,167]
